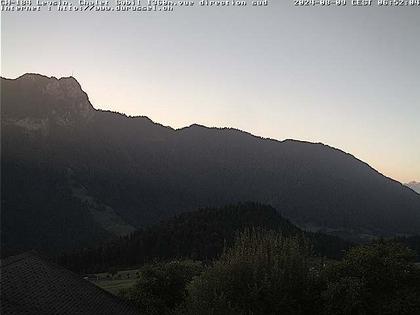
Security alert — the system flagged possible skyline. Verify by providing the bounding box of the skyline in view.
[1,3,419,183]
[3,70,418,186]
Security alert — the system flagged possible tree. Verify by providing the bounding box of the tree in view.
[323,240,420,315]
[119,260,203,315]
[183,229,321,315]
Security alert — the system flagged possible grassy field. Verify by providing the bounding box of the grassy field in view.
[90,269,140,295]
[92,278,137,295]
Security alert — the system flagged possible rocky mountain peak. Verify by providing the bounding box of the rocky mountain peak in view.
[1,73,95,126]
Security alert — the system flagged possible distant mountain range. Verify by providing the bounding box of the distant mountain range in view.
[2,74,420,255]
[406,182,420,194]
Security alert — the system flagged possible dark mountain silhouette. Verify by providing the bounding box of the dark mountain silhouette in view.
[2,73,420,254]
[406,182,420,194]
[59,203,352,274]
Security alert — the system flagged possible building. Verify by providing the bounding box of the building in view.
[0,251,139,315]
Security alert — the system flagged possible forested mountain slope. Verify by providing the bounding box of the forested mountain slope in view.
[59,203,352,273]
[2,74,420,254]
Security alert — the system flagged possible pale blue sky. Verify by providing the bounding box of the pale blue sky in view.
[1,3,419,182]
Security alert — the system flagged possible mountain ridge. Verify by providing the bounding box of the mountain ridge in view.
[2,73,420,255]
[406,181,420,194]
[0,72,405,183]
[0,73,380,160]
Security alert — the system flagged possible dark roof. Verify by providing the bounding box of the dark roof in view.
[0,251,139,315]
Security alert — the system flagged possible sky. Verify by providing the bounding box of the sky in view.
[1,2,419,183]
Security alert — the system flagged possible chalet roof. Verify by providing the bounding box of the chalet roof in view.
[0,251,139,315]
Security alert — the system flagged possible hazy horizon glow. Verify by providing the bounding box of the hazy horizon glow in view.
[1,4,419,183]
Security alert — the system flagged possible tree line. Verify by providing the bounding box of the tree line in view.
[58,203,352,273]
[120,229,420,315]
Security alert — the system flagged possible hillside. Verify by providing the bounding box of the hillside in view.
[2,73,420,254]
[58,203,352,273]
